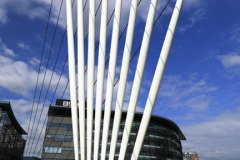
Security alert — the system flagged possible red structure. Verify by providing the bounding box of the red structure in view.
[183,151,199,160]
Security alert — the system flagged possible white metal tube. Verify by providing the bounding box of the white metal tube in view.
[94,0,108,159]
[87,0,95,159]
[118,0,158,159]
[100,0,123,159]
[66,0,79,159]
[78,0,85,159]
[109,0,139,159]
[130,0,183,159]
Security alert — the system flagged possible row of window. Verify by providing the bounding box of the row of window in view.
[45,133,171,145]
[46,123,171,134]
[46,123,178,142]
[47,123,73,130]
[45,121,181,158]
[43,146,79,154]
[46,134,73,142]
[43,144,181,158]
[45,134,180,151]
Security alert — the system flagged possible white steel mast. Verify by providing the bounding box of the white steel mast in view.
[118,0,159,159]
[94,0,108,159]
[87,0,95,159]
[109,0,141,159]
[66,0,79,159]
[130,0,183,159]
[100,0,123,159]
[77,0,86,159]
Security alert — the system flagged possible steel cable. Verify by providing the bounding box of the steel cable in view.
[23,0,53,156]
[26,0,65,156]
[40,0,103,158]
[34,0,88,155]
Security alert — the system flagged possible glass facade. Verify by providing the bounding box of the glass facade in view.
[0,107,26,160]
[42,103,185,160]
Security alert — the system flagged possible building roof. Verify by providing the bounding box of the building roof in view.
[22,157,41,160]
[0,101,27,135]
[134,110,186,140]
[49,99,186,140]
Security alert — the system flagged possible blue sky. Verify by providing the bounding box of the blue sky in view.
[0,0,240,159]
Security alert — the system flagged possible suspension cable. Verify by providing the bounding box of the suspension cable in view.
[33,0,87,155]
[23,0,53,156]
[26,0,65,156]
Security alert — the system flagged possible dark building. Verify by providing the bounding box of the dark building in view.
[0,101,27,160]
[183,152,199,160]
[42,99,186,160]
[22,157,41,160]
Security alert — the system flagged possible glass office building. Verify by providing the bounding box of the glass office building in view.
[0,101,27,160]
[42,99,186,160]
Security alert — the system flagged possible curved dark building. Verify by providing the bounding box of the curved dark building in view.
[0,101,27,160]
[42,99,186,160]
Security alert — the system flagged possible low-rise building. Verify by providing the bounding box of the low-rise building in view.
[0,101,27,160]
[41,99,186,160]
[183,151,199,160]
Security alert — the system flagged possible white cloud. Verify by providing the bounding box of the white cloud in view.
[181,107,240,160]
[0,54,69,97]
[183,94,210,111]
[0,38,16,57]
[0,44,16,56]
[178,0,206,32]
[29,57,40,66]
[218,53,240,68]
[230,23,240,43]
[7,0,48,20]
[158,74,217,111]
[18,41,30,50]
[182,0,202,11]
[0,2,8,24]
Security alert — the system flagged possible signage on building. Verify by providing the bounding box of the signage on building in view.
[55,99,72,106]
[55,99,82,107]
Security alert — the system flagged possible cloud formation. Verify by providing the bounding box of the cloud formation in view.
[158,74,217,112]
[178,0,206,32]
[18,41,30,50]
[0,54,69,97]
[181,107,240,160]
[218,53,240,68]
[0,38,16,57]
[230,23,240,44]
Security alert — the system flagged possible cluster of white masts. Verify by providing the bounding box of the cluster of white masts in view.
[66,0,183,159]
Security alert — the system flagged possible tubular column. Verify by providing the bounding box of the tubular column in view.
[66,0,79,159]
[109,0,139,159]
[100,0,123,159]
[94,0,108,159]
[87,0,95,159]
[118,0,158,159]
[130,0,183,159]
[78,0,86,159]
